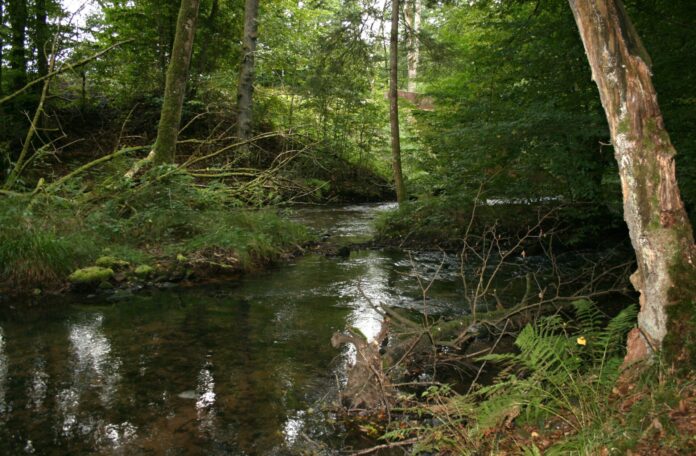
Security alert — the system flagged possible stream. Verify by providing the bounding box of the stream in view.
[0,203,619,455]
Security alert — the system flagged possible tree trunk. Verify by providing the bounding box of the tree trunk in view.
[405,0,421,93]
[152,0,201,165]
[34,0,48,78]
[8,0,27,92]
[236,0,259,145]
[390,0,407,204]
[0,0,4,97]
[568,0,696,364]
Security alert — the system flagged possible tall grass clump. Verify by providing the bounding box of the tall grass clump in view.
[0,197,97,286]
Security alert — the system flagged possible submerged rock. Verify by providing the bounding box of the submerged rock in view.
[68,266,115,284]
[177,390,197,400]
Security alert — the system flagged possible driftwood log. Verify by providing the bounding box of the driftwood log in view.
[331,327,393,412]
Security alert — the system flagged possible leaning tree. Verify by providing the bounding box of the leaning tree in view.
[568,0,696,364]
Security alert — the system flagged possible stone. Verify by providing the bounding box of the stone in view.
[68,266,114,284]
[134,265,154,279]
[95,256,130,270]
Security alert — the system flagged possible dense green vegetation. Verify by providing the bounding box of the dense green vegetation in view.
[0,0,694,454]
[0,167,310,290]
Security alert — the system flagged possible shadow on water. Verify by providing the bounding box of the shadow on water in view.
[0,203,630,454]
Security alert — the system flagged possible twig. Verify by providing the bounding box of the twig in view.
[350,437,419,455]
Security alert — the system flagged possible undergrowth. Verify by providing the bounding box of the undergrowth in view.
[375,196,626,249]
[0,166,311,291]
[383,300,640,455]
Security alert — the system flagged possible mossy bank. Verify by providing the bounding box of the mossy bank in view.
[0,167,312,298]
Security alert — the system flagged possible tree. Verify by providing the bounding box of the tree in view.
[236,0,259,145]
[7,0,27,91]
[568,0,696,363]
[152,0,201,165]
[405,0,421,93]
[390,0,406,204]
[0,0,4,96]
[34,0,48,78]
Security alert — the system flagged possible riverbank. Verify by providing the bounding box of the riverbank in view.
[0,169,316,298]
[374,197,630,251]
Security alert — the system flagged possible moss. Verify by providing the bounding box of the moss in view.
[95,256,130,269]
[134,264,154,278]
[68,266,114,284]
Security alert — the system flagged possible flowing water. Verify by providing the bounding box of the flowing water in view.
[0,203,617,455]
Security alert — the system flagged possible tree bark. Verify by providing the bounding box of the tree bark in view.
[568,0,696,363]
[152,0,201,165]
[405,0,421,93]
[390,0,407,204]
[0,0,4,97]
[236,0,259,145]
[8,0,27,92]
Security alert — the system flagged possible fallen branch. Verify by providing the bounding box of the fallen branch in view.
[350,437,419,455]
[45,146,148,193]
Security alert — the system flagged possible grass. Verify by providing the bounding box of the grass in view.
[0,166,312,292]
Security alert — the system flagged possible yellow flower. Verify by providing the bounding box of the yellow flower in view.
[576,336,587,346]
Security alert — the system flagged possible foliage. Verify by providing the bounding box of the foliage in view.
[0,196,97,287]
[0,167,311,290]
[385,300,638,454]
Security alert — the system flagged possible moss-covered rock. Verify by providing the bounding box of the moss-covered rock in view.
[95,256,130,270]
[134,264,154,279]
[98,281,114,290]
[68,266,115,284]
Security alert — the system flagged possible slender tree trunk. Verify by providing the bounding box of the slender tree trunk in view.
[568,0,696,364]
[236,0,259,145]
[405,0,421,93]
[0,0,4,97]
[390,0,407,204]
[8,0,27,92]
[152,0,201,165]
[194,0,218,78]
[34,0,48,78]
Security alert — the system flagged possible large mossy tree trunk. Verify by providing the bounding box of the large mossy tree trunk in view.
[236,0,259,145]
[390,0,407,204]
[568,0,696,364]
[152,0,201,165]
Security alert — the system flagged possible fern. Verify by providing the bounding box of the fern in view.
[474,301,636,440]
[391,301,637,455]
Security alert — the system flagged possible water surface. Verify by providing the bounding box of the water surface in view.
[0,203,612,454]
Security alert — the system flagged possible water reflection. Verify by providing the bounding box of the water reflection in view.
[27,353,48,411]
[68,313,121,406]
[195,361,217,436]
[0,202,553,454]
[339,254,392,343]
